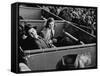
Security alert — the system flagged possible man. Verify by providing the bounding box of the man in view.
[21,26,51,50]
[19,26,55,72]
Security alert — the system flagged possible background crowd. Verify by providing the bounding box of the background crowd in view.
[39,5,97,36]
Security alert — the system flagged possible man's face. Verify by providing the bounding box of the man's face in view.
[28,28,38,38]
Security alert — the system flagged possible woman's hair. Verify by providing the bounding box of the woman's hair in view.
[45,17,55,28]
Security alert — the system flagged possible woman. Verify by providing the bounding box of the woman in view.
[40,17,57,47]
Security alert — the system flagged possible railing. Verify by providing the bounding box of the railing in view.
[24,43,96,71]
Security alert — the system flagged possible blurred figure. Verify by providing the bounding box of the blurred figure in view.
[56,54,77,70]
[18,16,31,72]
[56,53,92,70]
[49,6,58,15]
[75,53,92,68]
[18,16,28,47]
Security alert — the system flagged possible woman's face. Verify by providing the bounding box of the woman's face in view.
[48,22,54,29]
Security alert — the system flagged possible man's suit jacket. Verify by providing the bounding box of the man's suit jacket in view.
[21,36,50,50]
